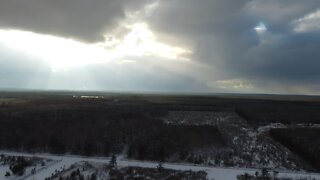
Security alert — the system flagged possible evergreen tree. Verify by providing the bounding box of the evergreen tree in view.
[157,161,164,172]
[109,154,117,169]
[90,173,97,180]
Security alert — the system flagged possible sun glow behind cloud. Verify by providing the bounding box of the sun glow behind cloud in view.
[0,29,113,71]
[254,22,267,34]
[111,23,191,60]
[0,23,191,71]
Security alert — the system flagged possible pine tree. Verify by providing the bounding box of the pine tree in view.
[157,161,164,172]
[90,173,97,180]
[109,154,117,169]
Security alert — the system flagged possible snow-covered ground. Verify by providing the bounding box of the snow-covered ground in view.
[258,123,320,134]
[0,155,58,180]
[163,111,320,170]
[1,151,320,180]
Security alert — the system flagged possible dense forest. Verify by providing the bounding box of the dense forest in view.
[1,92,320,170]
[270,128,320,170]
[0,98,225,163]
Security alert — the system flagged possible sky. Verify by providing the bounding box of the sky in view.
[0,0,320,94]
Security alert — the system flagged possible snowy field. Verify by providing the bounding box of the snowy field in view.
[1,151,320,180]
[0,155,58,180]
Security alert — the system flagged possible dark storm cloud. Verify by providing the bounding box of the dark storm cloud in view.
[244,33,320,80]
[245,0,320,24]
[0,0,150,42]
[144,0,320,93]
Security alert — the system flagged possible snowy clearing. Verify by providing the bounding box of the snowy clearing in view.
[1,151,320,180]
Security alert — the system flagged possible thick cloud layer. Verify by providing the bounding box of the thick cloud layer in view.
[0,0,150,42]
[144,0,320,94]
[0,0,320,94]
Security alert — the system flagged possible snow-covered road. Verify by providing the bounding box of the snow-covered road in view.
[1,151,320,180]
